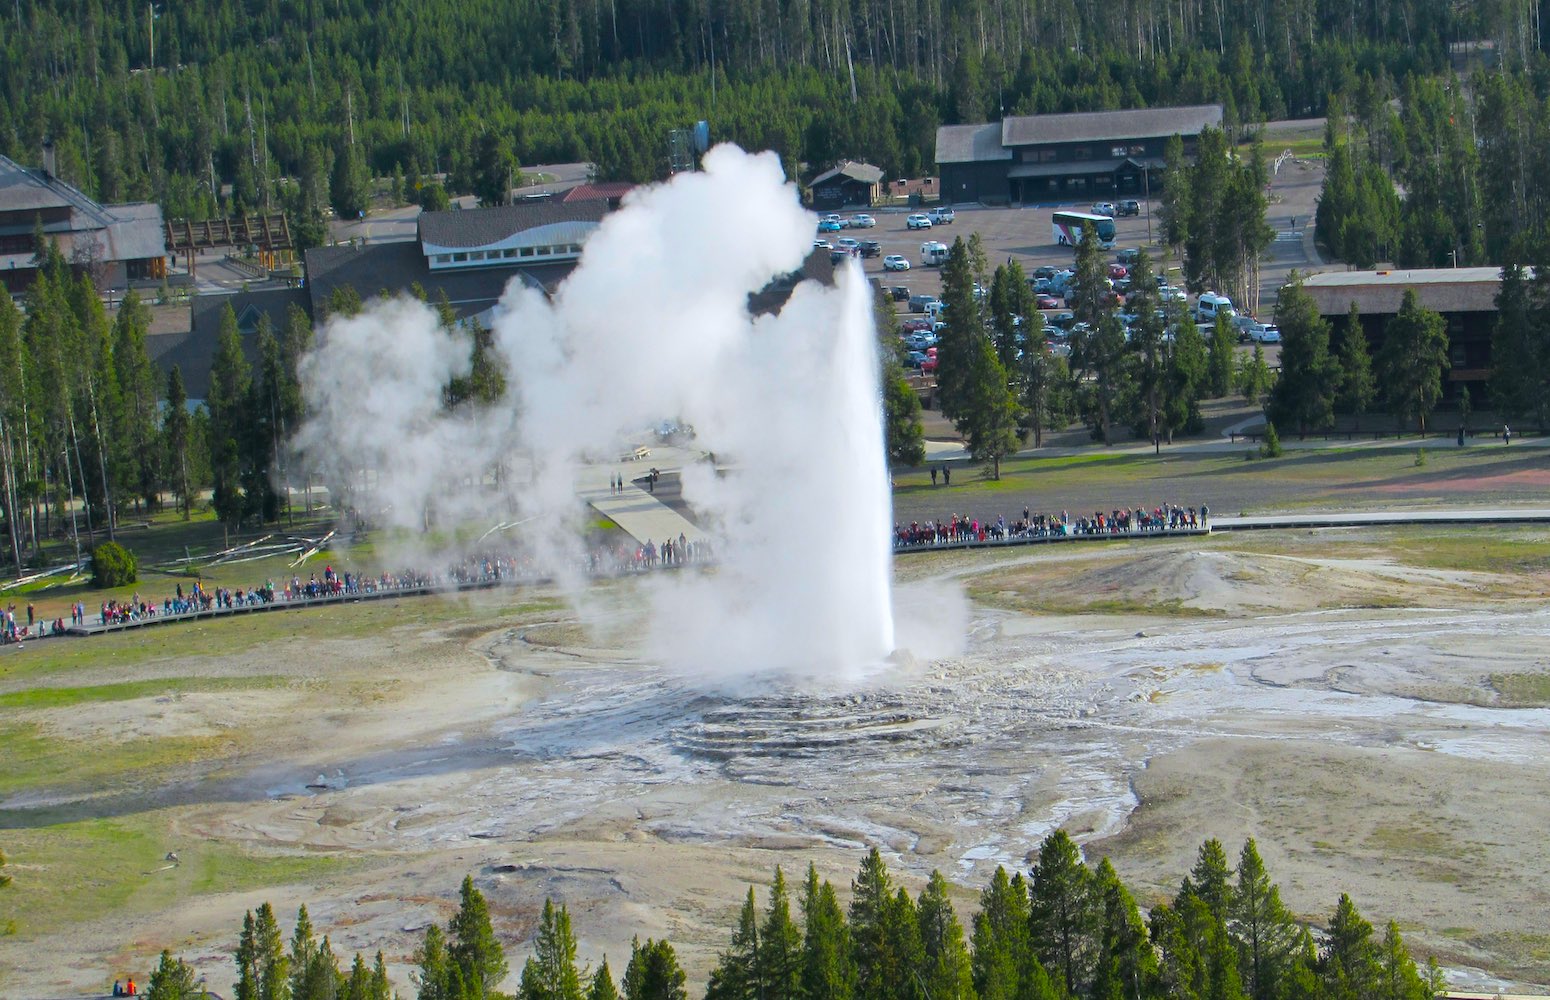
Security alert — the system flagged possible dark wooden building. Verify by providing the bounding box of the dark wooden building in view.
[1304,267,1505,402]
[809,161,884,209]
[935,105,1223,205]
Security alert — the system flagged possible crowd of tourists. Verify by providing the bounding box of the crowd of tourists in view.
[1,536,719,644]
[893,503,1209,549]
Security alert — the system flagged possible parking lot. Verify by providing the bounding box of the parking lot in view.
[836,147,1327,369]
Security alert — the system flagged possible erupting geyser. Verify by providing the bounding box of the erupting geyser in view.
[296,145,897,681]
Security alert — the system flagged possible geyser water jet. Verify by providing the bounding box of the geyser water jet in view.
[295,144,896,680]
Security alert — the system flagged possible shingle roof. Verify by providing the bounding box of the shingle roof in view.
[934,123,1013,165]
[304,240,553,320]
[810,161,885,186]
[418,201,608,249]
[1303,267,1510,316]
[561,182,636,204]
[1000,105,1222,147]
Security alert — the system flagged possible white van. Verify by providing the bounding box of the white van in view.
[920,241,949,266]
[1195,292,1236,325]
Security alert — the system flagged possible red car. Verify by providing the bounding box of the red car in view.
[902,318,933,333]
[1108,263,1129,280]
[1036,294,1061,309]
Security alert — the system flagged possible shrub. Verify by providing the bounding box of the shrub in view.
[91,541,138,588]
[1259,422,1283,459]
[1415,447,1426,467]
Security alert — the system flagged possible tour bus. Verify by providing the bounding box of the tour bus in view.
[1052,210,1117,249]
[920,240,950,266]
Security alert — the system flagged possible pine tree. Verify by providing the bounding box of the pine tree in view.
[958,334,1022,479]
[917,871,974,1000]
[800,864,856,1000]
[1376,923,1428,1000]
[1207,314,1237,399]
[518,900,583,1000]
[877,288,926,467]
[1028,830,1099,1000]
[347,954,373,1000]
[163,366,193,519]
[0,847,11,888]
[146,950,201,1000]
[1069,222,1130,444]
[759,869,804,1000]
[370,953,393,1000]
[849,848,895,1000]
[449,875,509,997]
[1378,290,1450,433]
[1239,345,1272,406]
[418,925,451,1000]
[1091,859,1156,1000]
[1319,895,1379,1000]
[1016,309,1062,448]
[622,939,687,1000]
[207,304,252,533]
[936,238,983,423]
[1125,250,1169,447]
[588,961,620,1000]
[1229,840,1299,1000]
[1336,303,1376,425]
[112,291,161,510]
[1184,840,1233,925]
[289,906,319,1000]
[1167,316,1209,438]
[1268,273,1337,436]
[970,868,1031,1000]
[1491,261,1537,424]
[705,888,761,1000]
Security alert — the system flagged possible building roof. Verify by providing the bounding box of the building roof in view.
[934,123,1013,165]
[0,155,165,265]
[169,288,310,399]
[305,240,551,321]
[561,182,636,204]
[418,201,608,250]
[810,161,885,186]
[1001,105,1222,147]
[1302,267,1509,315]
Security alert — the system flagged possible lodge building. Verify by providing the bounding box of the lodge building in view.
[935,105,1224,206]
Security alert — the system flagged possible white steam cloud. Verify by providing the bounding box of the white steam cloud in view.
[296,145,897,681]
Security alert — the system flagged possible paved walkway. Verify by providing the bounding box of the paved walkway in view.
[575,443,710,547]
[1212,508,1550,531]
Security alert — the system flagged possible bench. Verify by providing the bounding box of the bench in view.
[619,446,651,461]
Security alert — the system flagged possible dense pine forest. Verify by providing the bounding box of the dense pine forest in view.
[0,0,1512,223]
[136,836,1447,1000]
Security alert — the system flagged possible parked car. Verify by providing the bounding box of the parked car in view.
[813,239,834,250]
[1115,247,1142,265]
[830,248,856,265]
[906,350,928,369]
[1117,199,1141,217]
[1108,263,1129,280]
[902,317,933,332]
[909,293,940,313]
[859,240,882,258]
[1045,310,1075,329]
[837,236,860,250]
[1232,315,1265,343]
[906,213,933,230]
[1091,202,1117,217]
[848,214,877,228]
[817,218,843,232]
[921,355,938,374]
[1036,294,1061,309]
[884,254,911,271]
[1256,325,1282,344]
[1195,291,1236,325]
[889,285,911,301]
[928,207,956,224]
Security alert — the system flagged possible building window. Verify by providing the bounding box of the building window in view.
[435,254,451,264]
[568,244,582,254]
[1450,343,1467,367]
[1039,149,1058,162]
[453,252,468,262]
[1111,146,1128,158]
[503,248,517,258]
[520,247,535,257]
[1073,147,1092,161]
[1130,144,1147,156]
